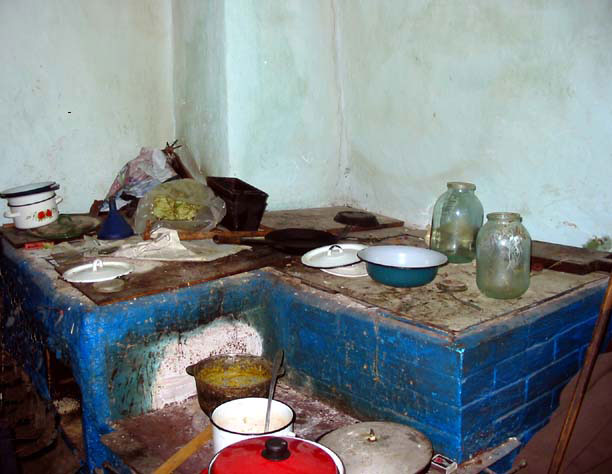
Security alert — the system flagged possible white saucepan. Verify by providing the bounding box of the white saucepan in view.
[1,182,63,229]
[210,397,296,454]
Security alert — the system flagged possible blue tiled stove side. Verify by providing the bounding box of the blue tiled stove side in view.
[458,287,604,461]
[0,244,274,473]
[254,272,608,463]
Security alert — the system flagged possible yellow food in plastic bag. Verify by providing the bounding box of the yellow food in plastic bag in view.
[152,196,200,221]
[134,178,226,233]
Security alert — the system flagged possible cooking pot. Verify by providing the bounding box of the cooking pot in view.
[186,354,274,416]
[210,397,295,453]
[318,421,432,474]
[1,181,62,229]
[206,436,345,474]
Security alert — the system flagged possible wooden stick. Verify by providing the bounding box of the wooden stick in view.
[176,228,270,241]
[143,221,271,241]
[153,424,213,474]
[547,273,612,474]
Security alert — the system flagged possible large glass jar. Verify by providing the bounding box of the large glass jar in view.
[430,182,484,263]
[476,212,532,299]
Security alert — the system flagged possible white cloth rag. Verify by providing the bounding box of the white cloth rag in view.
[110,228,250,262]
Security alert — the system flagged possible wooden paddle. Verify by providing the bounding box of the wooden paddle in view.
[152,424,213,474]
[547,272,612,474]
[143,221,271,241]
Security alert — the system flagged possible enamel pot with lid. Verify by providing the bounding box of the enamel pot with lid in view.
[318,421,433,474]
[206,436,345,474]
[1,181,63,229]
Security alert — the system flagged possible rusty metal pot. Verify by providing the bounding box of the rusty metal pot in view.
[186,354,274,416]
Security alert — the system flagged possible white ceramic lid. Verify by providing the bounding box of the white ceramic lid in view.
[63,259,134,283]
[0,181,59,198]
[322,262,368,278]
[301,244,367,269]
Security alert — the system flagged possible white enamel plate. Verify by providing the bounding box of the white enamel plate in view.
[63,259,134,283]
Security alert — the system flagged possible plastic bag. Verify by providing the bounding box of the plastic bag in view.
[103,148,178,210]
[134,179,226,234]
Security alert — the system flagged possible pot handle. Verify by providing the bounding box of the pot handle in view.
[185,363,196,376]
[3,210,19,218]
[55,195,63,205]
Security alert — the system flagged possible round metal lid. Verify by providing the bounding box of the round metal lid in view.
[62,259,134,283]
[318,422,432,474]
[0,181,59,198]
[210,436,338,474]
[301,244,367,269]
[333,211,379,228]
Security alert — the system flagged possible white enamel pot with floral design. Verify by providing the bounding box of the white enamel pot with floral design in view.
[1,182,63,229]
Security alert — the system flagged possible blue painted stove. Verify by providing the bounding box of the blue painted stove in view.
[1,239,609,473]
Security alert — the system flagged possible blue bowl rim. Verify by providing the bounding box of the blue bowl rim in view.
[357,245,448,270]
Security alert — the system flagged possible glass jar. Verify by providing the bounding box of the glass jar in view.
[476,212,532,299]
[430,182,484,263]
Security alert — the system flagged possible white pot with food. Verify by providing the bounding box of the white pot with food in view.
[210,397,295,454]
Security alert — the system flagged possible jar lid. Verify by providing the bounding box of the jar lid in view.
[486,212,521,221]
[447,182,476,191]
[210,437,338,474]
[0,181,59,198]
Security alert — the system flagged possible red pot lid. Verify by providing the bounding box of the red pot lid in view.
[210,436,338,474]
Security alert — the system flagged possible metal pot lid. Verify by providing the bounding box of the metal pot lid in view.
[62,259,134,283]
[318,422,432,474]
[210,436,338,474]
[0,181,59,198]
[301,244,367,269]
[333,211,379,228]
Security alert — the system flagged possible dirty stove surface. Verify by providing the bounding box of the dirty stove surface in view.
[277,230,607,334]
[39,206,403,306]
[101,383,359,474]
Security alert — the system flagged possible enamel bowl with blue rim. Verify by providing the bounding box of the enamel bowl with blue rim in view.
[357,245,448,288]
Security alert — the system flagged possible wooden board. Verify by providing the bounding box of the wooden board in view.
[260,206,404,233]
[0,214,101,248]
[52,247,290,306]
[143,225,273,241]
[531,240,612,275]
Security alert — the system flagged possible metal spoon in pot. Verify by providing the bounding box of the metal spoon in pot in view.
[264,349,284,432]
